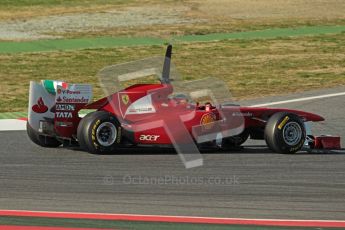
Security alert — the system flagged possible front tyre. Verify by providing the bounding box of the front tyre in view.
[77,111,121,154]
[264,112,306,154]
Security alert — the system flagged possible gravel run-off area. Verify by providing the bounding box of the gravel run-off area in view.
[0,5,202,40]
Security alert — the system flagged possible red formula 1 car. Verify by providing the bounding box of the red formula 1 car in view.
[27,45,341,155]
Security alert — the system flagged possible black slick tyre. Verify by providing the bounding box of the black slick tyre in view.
[264,112,306,154]
[77,111,121,154]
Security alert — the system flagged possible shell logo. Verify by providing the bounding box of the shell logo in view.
[200,113,217,130]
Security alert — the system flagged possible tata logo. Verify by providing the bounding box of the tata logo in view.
[139,135,160,141]
[56,112,73,118]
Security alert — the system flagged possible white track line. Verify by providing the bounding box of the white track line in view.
[0,119,26,131]
[249,92,345,107]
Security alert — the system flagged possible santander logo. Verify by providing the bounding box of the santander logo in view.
[32,97,48,113]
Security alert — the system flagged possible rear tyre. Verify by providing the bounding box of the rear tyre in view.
[264,112,306,154]
[77,111,121,154]
[26,122,61,147]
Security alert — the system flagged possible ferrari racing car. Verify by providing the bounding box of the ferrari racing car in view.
[27,45,341,155]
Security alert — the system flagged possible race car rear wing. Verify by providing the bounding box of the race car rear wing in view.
[28,80,92,137]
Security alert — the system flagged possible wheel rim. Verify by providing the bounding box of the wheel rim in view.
[282,122,302,146]
[96,122,117,147]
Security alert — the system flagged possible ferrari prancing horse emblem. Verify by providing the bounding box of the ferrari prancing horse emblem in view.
[121,94,130,105]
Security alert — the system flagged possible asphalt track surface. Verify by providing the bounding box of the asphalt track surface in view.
[0,87,344,220]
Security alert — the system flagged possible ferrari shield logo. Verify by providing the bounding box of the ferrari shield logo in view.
[121,94,129,105]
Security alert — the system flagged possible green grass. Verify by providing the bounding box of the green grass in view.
[0,112,27,119]
[1,33,345,113]
[178,25,345,42]
[1,25,345,54]
[0,0,143,9]
[0,37,164,54]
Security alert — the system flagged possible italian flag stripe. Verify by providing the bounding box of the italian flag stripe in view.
[42,80,68,95]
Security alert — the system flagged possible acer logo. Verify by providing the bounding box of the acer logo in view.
[56,112,73,118]
[139,135,160,141]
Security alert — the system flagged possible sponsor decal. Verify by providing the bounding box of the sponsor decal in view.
[56,104,76,111]
[124,94,156,116]
[200,113,217,130]
[60,89,81,95]
[32,97,48,114]
[56,85,92,104]
[139,134,160,141]
[56,96,89,104]
[232,112,253,117]
[278,116,290,130]
[128,107,153,113]
[56,111,73,118]
[56,121,74,127]
[121,94,130,105]
[92,120,101,148]
[289,141,304,152]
